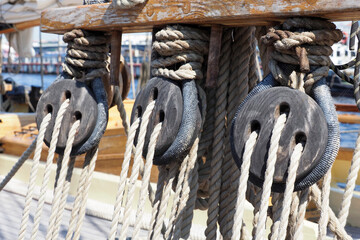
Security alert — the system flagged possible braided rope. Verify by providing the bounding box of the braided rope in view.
[18,113,52,240]
[46,120,80,240]
[254,113,287,240]
[30,99,70,240]
[293,189,309,240]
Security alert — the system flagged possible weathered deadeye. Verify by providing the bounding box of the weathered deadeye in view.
[1,0,360,239]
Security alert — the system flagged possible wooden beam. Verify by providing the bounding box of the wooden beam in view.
[335,104,359,113]
[0,19,40,34]
[41,1,360,34]
[110,31,122,86]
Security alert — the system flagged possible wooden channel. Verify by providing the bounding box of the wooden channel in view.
[41,1,360,34]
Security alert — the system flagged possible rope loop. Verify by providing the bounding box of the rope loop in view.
[261,17,343,94]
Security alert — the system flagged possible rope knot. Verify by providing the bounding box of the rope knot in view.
[261,18,342,94]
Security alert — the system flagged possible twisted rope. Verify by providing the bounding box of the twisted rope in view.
[46,120,80,240]
[205,28,232,240]
[0,139,36,191]
[30,99,70,240]
[112,0,146,9]
[261,18,342,93]
[132,122,163,239]
[231,131,258,240]
[18,113,52,240]
[119,100,156,239]
[254,113,287,240]
[337,121,360,227]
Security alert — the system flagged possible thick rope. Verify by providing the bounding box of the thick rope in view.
[30,99,70,240]
[254,113,287,240]
[46,120,80,240]
[220,27,254,239]
[18,113,52,240]
[204,28,231,240]
[231,131,258,240]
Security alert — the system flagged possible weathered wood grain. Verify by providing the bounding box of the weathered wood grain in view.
[41,1,360,34]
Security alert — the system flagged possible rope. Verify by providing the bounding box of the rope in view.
[277,143,303,240]
[231,131,258,240]
[0,139,36,191]
[119,100,156,239]
[132,122,162,239]
[108,117,140,240]
[46,120,80,240]
[66,147,99,240]
[112,0,146,9]
[254,113,287,240]
[205,28,232,240]
[337,120,360,227]
[30,99,71,240]
[18,113,52,240]
[261,18,342,93]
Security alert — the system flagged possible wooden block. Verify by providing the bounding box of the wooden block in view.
[41,1,360,34]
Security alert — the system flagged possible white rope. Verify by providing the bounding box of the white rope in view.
[337,129,360,226]
[30,99,71,240]
[254,113,287,240]
[18,113,52,240]
[293,189,309,240]
[318,170,332,240]
[119,100,156,239]
[46,120,80,240]
[277,143,303,240]
[148,165,167,239]
[231,131,258,240]
[72,148,99,240]
[151,163,178,240]
[108,117,140,240]
[132,122,163,239]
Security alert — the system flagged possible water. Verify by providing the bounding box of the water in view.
[2,73,138,99]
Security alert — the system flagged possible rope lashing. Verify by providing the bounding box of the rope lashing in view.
[261,17,342,94]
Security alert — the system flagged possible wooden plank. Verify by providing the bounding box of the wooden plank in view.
[338,114,360,124]
[336,104,359,113]
[110,31,122,86]
[0,19,40,34]
[41,1,360,34]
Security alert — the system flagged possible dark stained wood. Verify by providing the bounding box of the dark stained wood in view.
[335,104,359,113]
[36,79,98,149]
[131,77,183,158]
[110,31,122,86]
[206,25,222,88]
[232,87,328,192]
[41,1,360,34]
